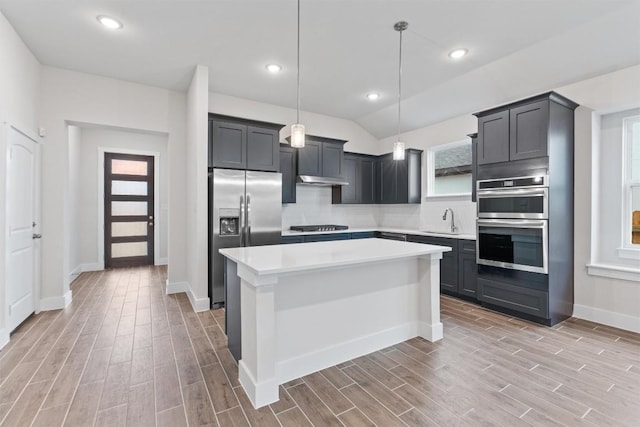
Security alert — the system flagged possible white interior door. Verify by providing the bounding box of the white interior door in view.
[6,127,37,331]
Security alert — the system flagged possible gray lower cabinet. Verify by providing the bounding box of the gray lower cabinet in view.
[407,235,477,299]
[280,231,375,244]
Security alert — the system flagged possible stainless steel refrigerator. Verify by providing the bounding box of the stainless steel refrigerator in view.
[209,168,282,307]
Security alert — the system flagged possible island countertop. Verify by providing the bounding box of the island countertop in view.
[219,237,451,278]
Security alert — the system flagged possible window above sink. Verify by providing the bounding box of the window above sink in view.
[426,138,472,199]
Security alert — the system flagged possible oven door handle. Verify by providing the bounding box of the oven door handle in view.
[477,219,547,229]
[476,188,547,198]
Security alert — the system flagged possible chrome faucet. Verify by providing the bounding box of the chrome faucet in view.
[442,208,458,233]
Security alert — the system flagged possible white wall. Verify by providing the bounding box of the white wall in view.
[66,126,169,278]
[0,11,41,343]
[183,66,210,311]
[209,93,379,154]
[67,125,81,280]
[39,66,188,306]
[557,65,640,332]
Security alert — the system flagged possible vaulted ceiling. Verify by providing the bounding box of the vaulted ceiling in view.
[2,0,639,137]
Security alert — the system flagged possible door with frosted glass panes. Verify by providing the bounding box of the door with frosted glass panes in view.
[104,153,154,268]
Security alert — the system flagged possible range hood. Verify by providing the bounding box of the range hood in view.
[297,175,349,186]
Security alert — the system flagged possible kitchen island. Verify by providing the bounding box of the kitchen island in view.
[219,238,451,408]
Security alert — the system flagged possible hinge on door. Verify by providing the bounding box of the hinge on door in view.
[32,221,36,227]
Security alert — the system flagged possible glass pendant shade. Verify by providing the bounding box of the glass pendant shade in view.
[291,123,305,148]
[393,141,405,160]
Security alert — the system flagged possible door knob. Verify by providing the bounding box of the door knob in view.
[149,222,154,227]
[32,234,42,239]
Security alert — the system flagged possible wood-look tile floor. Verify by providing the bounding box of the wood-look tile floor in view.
[1,266,639,426]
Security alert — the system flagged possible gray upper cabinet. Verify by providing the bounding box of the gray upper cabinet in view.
[247,126,279,171]
[475,93,575,168]
[209,115,283,172]
[477,110,509,165]
[279,144,296,204]
[296,136,346,178]
[360,157,376,203]
[332,153,377,204]
[509,100,549,161]
[378,149,422,204]
[468,133,478,202]
[210,121,246,169]
[297,139,322,176]
[322,142,343,177]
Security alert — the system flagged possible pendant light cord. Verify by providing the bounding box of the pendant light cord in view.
[397,27,403,142]
[296,0,301,124]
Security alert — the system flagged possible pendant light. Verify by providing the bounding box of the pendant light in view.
[393,21,408,161]
[290,0,305,148]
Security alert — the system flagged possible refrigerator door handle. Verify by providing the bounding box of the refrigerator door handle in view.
[246,194,251,246]
[239,195,245,246]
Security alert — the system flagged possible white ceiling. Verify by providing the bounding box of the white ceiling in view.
[1,0,639,138]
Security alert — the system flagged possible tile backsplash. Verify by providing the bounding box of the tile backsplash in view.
[282,185,477,235]
[282,185,377,229]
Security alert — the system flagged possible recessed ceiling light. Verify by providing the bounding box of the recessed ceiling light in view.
[97,15,123,30]
[448,48,468,59]
[366,93,380,101]
[266,64,282,73]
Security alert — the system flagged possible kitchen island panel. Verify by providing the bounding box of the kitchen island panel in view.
[222,239,448,409]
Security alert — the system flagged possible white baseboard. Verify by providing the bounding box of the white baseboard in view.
[277,322,418,386]
[0,328,10,350]
[186,287,210,313]
[69,263,102,284]
[573,304,640,333]
[40,290,73,311]
[68,265,82,284]
[81,263,101,272]
[156,257,168,266]
[165,280,210,312]
[166,280,188,294]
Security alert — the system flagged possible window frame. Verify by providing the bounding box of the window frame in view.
[425,137,472,199]
[618,114,640,259]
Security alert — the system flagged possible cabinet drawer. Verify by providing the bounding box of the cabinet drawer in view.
[478,278,548,318]
[351,232,375,239]
[461,240,476,253]
[281,236,304,244]
[304,233,351,242]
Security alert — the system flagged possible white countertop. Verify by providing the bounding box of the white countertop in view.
[281,227,476,240]
[219,238,451,276]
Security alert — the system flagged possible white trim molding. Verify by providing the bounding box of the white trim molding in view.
[69,263,103,285]
[97,146,161,270]
[166,280,188,294]
[573,304,640,334]
[617,247,640,260]
[0,328,10,350]
[186,287,210,312]
[586,263,640,282]
[39,290,73,311]
[156,257,168,265]
[165,280,210,312]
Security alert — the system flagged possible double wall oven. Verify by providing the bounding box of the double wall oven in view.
[476,175,548,274]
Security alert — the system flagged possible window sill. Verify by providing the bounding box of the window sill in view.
[425,193,472,201]
[617,247,640,260]
[586,263,640,283]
